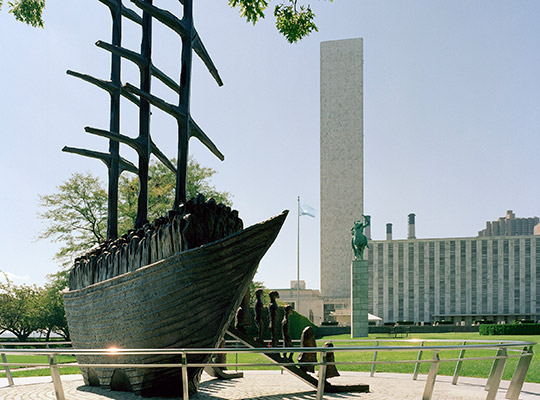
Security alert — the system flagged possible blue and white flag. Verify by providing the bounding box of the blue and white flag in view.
[299,201,316,218]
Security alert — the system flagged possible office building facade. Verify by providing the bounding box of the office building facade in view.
[367,212,540,325]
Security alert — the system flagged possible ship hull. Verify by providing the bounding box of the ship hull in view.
[64,211,287,397]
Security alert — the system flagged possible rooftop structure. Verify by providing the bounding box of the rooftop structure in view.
[478,210,539,237]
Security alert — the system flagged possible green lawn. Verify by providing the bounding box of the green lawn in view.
[227,332,540,383]
[0,354,78,377]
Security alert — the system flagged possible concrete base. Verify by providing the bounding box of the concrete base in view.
[351,259,368,337]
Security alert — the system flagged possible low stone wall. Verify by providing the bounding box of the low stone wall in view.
[69,195,243,290]
[316,325,480,337]
[316,326,351,337]
[370,325,479,334]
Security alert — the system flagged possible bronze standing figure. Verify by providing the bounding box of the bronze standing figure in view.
[268,290,280,347]
[319,341,340,378]
[281,305,293,360]
[298,326,317,373]
[234,306,246,334]
[235,290,251,333]
[254,288,264,343]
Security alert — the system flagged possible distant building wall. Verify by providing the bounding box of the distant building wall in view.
[367,235,540,325]
[274,281,324,326]
[320,38,364,317]
[478,210,539,237]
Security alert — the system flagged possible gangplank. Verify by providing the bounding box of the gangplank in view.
[227,326,370,394]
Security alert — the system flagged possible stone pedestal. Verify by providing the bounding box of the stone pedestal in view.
[351,259,368,337]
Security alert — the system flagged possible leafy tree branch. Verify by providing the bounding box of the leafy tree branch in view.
[1,0,45,27]
[5,0,330,42]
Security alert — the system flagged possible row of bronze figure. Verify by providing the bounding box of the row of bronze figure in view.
[234,289,339,378]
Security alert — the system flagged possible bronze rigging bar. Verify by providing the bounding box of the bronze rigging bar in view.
[95,40,181,94]
[130,0,223,87]
[65,0,226,236]
[84,126,177,174]
[134,0,153,229]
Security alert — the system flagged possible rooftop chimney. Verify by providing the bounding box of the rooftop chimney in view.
[408,213,416,239]
[386,223,393,241]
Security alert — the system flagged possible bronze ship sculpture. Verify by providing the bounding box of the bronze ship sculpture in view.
[64,200,287,396]
[62,0,287,396]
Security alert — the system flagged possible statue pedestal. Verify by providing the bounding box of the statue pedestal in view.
[351,259,368,338]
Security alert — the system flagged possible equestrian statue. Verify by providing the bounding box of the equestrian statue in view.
[351,215,370,260]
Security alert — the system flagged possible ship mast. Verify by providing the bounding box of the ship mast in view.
[176,0,194,207]
[134,0,152,229]
[127,0,225,205]
[64,0,224,239]
[107,0,122,239]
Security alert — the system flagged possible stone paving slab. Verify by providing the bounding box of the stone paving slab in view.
[0,371,539,399]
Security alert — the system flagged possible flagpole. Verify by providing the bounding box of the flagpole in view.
[297,195,300,313]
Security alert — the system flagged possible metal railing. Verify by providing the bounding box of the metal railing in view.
[0,339,535,400]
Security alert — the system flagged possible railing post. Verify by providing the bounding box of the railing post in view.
[370,341,378,377]
[1,345,14,386]
[485,346,504,392]
[316,350,327,400]
[181,352,189,400]
[422,350,439,400]
[452,341,466,385]
[505,346,533,400]
[413,340,425,380]
[48,354,66,400]
[485,347,507,400]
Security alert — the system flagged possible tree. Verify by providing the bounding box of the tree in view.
[38,172,108,265]
[38,157,232,265]
[229,0,325,43]
[4,0,326,42]
[117,157,232,235]
[273,1,319,43]
[0,273,43,341]
[39,271,70,340]
[0,0,45,27]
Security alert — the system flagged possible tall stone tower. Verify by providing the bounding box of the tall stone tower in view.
[320,38,364,321]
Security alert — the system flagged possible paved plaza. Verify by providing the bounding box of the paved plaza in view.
[1,371,539,400]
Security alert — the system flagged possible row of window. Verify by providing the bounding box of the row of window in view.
[367,238,540,323]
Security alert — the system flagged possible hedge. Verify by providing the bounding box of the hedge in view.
[479,323,540,336]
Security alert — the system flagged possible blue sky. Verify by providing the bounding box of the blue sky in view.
[0,1,539,290]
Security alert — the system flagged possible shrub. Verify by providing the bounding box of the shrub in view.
[397,321,415,326]
[479,323,540,336]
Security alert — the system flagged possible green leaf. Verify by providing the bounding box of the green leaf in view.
[7,0,45,28]
[229,0,269,25]
[274,3,318,43]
